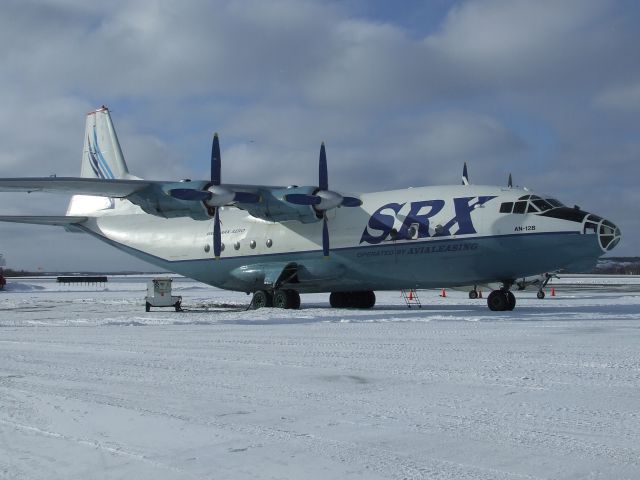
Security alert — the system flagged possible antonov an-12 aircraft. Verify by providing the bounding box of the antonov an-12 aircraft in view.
[0,106,621,311]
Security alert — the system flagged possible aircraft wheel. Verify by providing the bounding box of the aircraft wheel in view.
[537,290,545,299]
[288,290,301,309]
[331,291,375,309]
[145,302,151,312]
[252,290,273,309]
[329,292,345,308]
[506,291,516,310]
[487,290,508,311]
[273,290,298,309]
[273,290,288,308]
[358,291,376,309]
[469,290,478,299]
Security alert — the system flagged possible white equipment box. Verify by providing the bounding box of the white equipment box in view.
[145,277,182,312]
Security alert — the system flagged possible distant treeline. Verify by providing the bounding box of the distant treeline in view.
[2,268,165,277]
[1,268,43,277]
[594,257,640,275]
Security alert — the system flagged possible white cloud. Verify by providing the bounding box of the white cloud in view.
[595,83,640,111]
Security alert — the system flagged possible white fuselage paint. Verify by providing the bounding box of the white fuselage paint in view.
[70,184,613,293]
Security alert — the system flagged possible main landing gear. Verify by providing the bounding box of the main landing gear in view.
[329,291,376,309]
[251,290,377,309]
[252,289,301,309]
[487,286,516,311]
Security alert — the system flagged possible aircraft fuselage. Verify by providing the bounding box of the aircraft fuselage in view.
[76,184,617,293]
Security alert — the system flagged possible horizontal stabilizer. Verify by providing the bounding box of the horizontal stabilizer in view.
[0,215,88,226]
[0,177,156,197]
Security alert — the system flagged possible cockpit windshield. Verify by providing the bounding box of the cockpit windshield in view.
[500,195,565,214]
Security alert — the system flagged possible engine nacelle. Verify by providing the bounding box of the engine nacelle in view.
[241,186,321,223]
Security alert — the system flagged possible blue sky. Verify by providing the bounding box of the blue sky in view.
[0,0,639,271]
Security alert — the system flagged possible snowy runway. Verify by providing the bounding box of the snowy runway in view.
[1,277,640,479]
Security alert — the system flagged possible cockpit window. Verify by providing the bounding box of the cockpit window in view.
[500,196,564,215]
[513,201,527,214]
[546,198,564,207]
[532,199,552,211]
[500,202,513,213]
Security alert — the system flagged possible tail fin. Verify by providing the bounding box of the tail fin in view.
[67,106,132,216]
[81,106,130,179]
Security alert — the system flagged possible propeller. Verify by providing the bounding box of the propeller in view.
[168,133,260,259]
[462,162,470,186]
[285,143,362,257]
[508,173,513,188]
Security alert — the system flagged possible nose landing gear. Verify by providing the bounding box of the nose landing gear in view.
[487,285,516,311]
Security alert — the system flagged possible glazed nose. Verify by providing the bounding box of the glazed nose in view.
[598,218,621,251]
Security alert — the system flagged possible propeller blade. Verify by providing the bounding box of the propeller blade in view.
[341,196,362,207]
[508,173,513,188]
[322,215,329,257]
[233,192,261,203]
[462,162,469,186]
[213,208,221,259]
[169,189,212,201]
[285,193,322,206]
[211,133,221,186]
[319,142,328,191]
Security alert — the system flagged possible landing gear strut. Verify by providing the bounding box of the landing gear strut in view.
[536,273,558,300]
[487,284,516,311]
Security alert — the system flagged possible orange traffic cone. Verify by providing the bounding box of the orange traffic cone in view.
[440,288,447,298]
[408,290,414,300]
[551,287,556,297]
[478,290,483,298]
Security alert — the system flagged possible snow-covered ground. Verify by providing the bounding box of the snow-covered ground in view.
[1,276,639,479]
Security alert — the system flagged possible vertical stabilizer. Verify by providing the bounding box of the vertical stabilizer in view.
[67,106,133,216]
[81,106,130,179]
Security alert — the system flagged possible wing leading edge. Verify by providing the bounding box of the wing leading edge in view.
[0,177,156,197]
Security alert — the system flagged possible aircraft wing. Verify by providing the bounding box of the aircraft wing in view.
[0,215,88,225]
[0,177,215,220]
[0,177,156,197]
[0,177,325,223]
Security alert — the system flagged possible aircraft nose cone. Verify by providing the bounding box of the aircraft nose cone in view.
[597,218,621,252]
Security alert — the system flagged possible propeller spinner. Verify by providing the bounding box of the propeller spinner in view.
[168,133,260,259]
[285,143,362,257]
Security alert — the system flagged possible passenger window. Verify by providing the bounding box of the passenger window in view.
[500,202,513,213]
[513,201,527,214]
